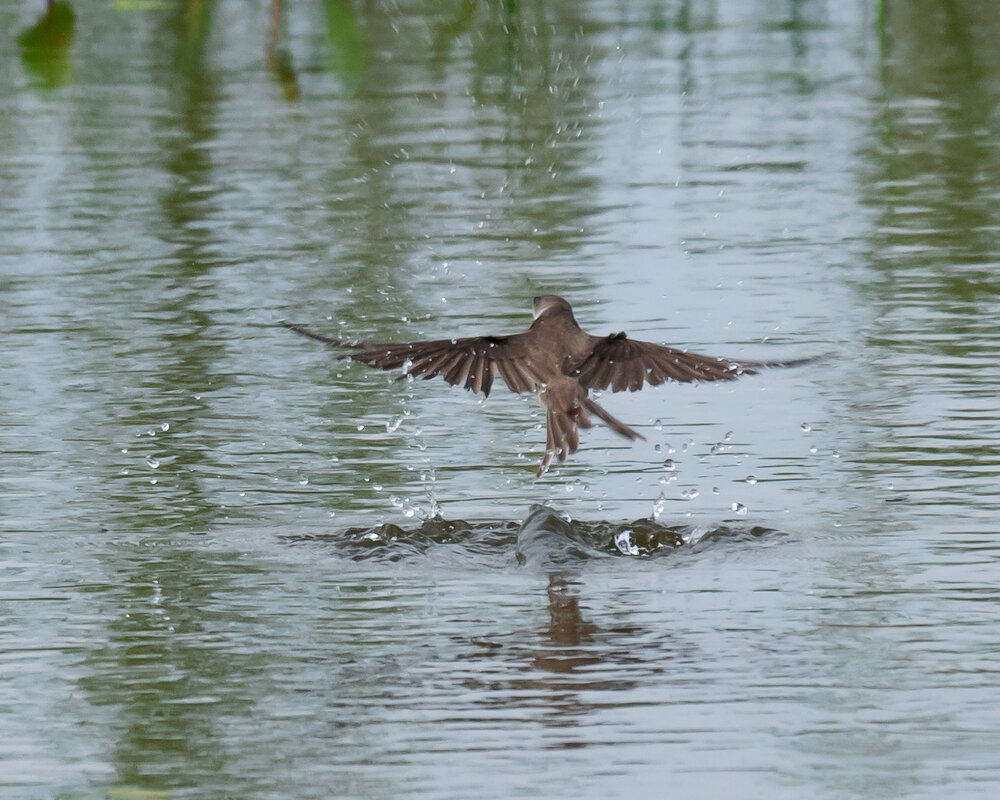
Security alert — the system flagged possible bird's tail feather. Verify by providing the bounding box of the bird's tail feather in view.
[537,397,644,476]
[538,407,584,476]
[281,321,352,349]
[582,398,645,442]
[741,354,824,371]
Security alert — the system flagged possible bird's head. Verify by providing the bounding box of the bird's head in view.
[532,295,574,321]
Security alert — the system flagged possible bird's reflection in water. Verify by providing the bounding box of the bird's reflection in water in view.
[535,574,600,671]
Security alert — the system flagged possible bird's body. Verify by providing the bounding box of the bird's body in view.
[284,295,807,475]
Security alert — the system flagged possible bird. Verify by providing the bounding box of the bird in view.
[283,295,810,476]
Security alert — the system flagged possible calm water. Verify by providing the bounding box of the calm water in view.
[3,0,1000,797]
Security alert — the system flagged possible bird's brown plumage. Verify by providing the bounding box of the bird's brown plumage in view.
[283,295,810,475]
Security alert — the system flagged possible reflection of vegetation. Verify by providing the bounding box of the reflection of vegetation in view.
[96,0,233,534]
[173,0,215,73]
[77,546,271,794]
[861,0,1000,321]
[268,47,300,101]
[851,1,1000,498]
[268,0,300,100]
[18,1,75,89]
[323,0,365,90]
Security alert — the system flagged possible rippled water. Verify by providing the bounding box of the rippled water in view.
[3,0,1000,798]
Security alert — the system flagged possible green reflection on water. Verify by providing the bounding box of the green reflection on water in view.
[323,0,365,89]
[849,0,1000,507]
[6,1,1000,797]
[76,547,269,793]
[18,1,75,89]
[861,0,1000,333]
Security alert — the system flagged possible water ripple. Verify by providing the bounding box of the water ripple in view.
[282,504,778,567]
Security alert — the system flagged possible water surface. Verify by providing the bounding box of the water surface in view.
[3,1,1000,798]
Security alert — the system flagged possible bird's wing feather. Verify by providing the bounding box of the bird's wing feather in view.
[571,332,760,392]
[282,322,543,398]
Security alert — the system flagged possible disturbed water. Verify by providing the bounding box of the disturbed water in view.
[3,0,1000,798]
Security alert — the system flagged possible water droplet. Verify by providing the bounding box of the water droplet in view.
[709,443,725,455]
[653,418,663,431]
[372,483,383,491]
[731,502,748,515]
[831,450,841,459]
[712,486,720,494]
[809,446,818,454]
[680,488,700,500]
[149,479,158,485]
[121,448,128,454]
[386,415,404,433]
[145,456,160,469]
[614,529,639,556]
[724,430,733,442]
[298,477,309,486]
[654,443,662,453]
[357,424,365,431]
[663,458,675,471]
[160,422,170,432]
[651,496,667,521]
[745,475,758,485]
[800,422,812,432]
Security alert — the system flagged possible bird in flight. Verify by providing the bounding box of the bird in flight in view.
[283,295,809,476]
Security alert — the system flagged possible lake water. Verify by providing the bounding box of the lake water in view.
[3,0,1000,798]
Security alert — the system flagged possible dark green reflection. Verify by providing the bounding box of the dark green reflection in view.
[861,0,1000,338]
[853,0,1000,502]
[323,0,365,90]
[268,0,301,100]
[19,1,76,89]
[309,0,605,288]
[77,546,272,795]
[98,0,233,533]
[868,6,1000,234]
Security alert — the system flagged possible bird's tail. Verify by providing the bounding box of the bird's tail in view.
[538,405,588,477]
[740,354,825,372]
[582,397,645,442]
[280,321,349,348]
[536,391,646,476]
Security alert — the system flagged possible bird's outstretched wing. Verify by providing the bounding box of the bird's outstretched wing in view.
[571,332,771,392]
[282,322,544,397]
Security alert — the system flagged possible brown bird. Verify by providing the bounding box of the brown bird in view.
[283,295,808,476]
